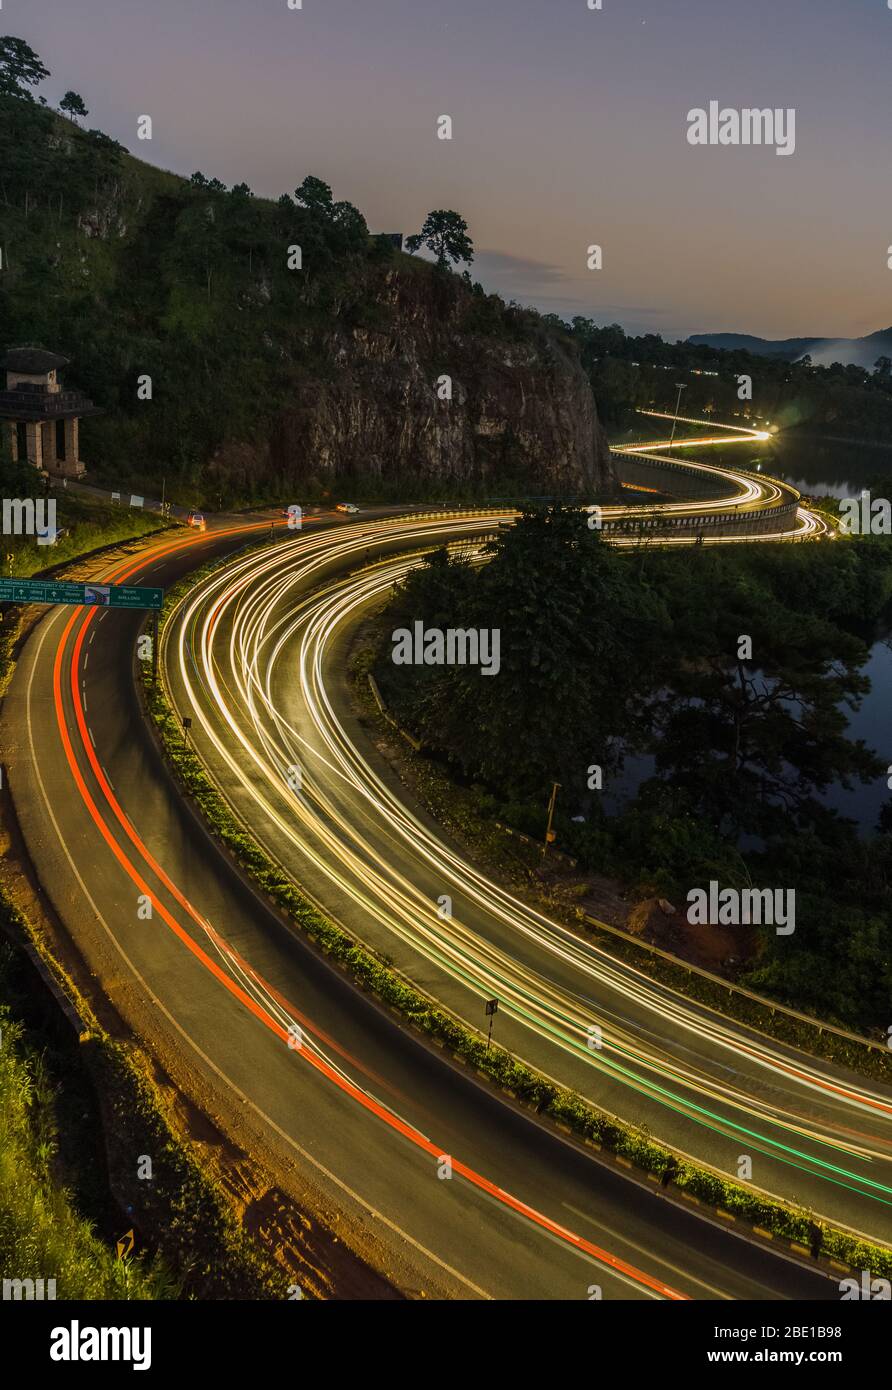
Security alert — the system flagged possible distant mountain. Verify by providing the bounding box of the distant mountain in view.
[687,328,892,370]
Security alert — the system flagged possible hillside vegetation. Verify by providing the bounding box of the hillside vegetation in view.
[0,42,613,506]
[563,320,892,443]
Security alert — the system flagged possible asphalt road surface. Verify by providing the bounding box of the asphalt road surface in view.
[1,511,857,1299]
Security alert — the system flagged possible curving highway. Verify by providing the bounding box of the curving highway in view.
[164,511,892,1253]
[2,420,868,1300]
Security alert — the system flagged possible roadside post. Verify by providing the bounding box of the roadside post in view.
[152,609,159,685]
[543,781,560,858]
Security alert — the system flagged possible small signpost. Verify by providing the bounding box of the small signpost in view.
[485,997,499,1050]
[182,715,192,748]
[116,1229,135,1261]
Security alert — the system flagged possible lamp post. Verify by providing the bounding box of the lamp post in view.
[669,382,687,449]
[543,781,560,858]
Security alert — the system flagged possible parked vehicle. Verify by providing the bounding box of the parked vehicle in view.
[186,510,206,530]
[35,526,70,547]
[336,502,359,514]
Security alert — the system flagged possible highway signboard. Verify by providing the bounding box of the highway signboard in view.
[0,578,163,610]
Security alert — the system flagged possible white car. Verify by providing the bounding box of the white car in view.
[36,526,69,547]
[336,502,359,514]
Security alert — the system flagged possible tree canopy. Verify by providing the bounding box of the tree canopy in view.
[406,210,474,270]
[0,36,49,99]
[59,90,88,122]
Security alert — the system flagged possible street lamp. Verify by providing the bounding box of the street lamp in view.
[668,382,687,449]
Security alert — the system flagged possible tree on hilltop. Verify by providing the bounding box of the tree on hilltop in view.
[294,174,367,249]
[405,210,474,270]
[0,36,50,99]
[60,90,88,123]
[294,175,334,218]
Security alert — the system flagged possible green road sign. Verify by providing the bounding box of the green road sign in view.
[0,578,163,610]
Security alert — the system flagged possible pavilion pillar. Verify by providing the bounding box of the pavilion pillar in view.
[5,422,16,462]
[64,416,79,467]
[24,421,42,469]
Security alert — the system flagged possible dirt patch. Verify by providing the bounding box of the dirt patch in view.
[623,897,758,976]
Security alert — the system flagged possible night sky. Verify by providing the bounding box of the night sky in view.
[14,0,892,340]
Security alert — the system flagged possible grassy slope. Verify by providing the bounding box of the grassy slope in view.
[0,956,170,1299]
[1,492,167,577]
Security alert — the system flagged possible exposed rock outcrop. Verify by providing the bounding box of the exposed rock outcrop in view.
[267,268,614,495]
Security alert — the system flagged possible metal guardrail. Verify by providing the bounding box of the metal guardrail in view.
[582,913,886,1054]
[367,672,424,751]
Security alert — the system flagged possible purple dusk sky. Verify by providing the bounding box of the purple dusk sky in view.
[14,0,892,340]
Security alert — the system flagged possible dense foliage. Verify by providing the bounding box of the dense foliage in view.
[375,510,892,1029]
[0,80,376,496]
[552,318,892,443]
[0,42,495,505]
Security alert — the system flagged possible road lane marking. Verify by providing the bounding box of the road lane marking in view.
[42,556,687,1301]
[26,608,495,1299]
[563,1202,732,1300]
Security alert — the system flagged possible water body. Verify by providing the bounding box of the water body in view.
[679,433,892,500]
[759,435,892,500]
[604,645,890,835]
[825,636,892,833]
[688,432,892,831]
[606,429,892,834]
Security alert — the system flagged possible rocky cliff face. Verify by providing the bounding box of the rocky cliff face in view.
[265,269,615,497]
